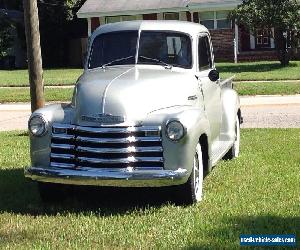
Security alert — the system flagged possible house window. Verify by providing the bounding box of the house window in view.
[164,12,180,20]
[255,29,271,48]
[105,15,141,24]
[199,12,214,30]
[199,11,231,30]
[216,11,231,29]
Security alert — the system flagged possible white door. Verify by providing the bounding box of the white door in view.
[196,34,222,141]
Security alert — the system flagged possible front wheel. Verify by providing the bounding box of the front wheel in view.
[176,143,203,205]
[224,114,240,160]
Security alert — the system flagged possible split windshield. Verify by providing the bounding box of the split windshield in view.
[88,31,192,69]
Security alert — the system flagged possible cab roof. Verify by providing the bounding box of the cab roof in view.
[91,20,209,39]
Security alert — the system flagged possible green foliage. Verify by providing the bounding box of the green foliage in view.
[230,0,300,66]
[230,0,300,31]
[38,0,86,66]
[0,13,14,58]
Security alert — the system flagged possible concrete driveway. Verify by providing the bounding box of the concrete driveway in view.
[0,95,300,131]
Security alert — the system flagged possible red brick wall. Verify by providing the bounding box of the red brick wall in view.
[143,13,157,20]
[209,29,234,61]
[186,12,191,22]
[91,17,100,32]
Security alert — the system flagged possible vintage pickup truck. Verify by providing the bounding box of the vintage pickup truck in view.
[25,20,241,204]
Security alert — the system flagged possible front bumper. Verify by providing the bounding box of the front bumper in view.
[25,167,189,187]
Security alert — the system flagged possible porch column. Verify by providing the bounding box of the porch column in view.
[87,17,91,37]
[190,12,194,22]
[234,21,239,63]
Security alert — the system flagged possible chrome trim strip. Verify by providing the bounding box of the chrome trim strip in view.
[25,166,188,187]
[51,144,75,150]
[77,146,163,154]
[76,126,161,134]
[50,162,76,168]
[52,134,75,140]
[76,136,161,144]
[52,123,76,130]
[50,153,75,159]
[77,156,163,164]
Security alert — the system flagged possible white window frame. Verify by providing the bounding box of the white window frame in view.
[199,11,232,30]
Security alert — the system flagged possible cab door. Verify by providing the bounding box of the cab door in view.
[196,33,222,141]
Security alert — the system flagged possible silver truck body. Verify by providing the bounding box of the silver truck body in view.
[25,21,241,203]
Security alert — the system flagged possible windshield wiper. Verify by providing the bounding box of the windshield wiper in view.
[138,56,173,69]
[100,55,135,69]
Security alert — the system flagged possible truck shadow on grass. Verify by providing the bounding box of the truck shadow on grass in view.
[0,168,178,216]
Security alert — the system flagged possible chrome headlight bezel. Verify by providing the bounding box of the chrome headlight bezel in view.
[28,115,48,137]
[166,120,186,142]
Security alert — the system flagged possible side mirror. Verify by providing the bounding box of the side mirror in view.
[208,69,219,82]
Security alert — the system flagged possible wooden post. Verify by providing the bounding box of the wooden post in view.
[23,0,45,113]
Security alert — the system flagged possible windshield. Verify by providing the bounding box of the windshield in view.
[88,31,138,69]
[138,31,192,69]
[88,30,192,69]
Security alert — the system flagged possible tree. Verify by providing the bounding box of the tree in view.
[37,0,86,66]
[230,0,300,66]
[0,13,14,58]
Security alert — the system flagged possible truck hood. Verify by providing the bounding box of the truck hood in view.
[74,66,198,125]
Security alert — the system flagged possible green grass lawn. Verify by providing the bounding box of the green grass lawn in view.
[0,61,299,87]
[0,129,299,249]
[235,81,300,96]
[0,81,299,103]
[0,87,73,103]
[218,61,300,81]
[0,68,83,87]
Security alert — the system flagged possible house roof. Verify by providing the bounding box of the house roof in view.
[77,0,190,18]
[188,0,242,10]
[77,0,242,18]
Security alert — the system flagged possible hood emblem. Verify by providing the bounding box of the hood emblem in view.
[81,113,125,124]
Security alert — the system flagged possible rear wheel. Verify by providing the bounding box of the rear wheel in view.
[38,182,71,203]
[224,114,240,160]
[176,144,203,205]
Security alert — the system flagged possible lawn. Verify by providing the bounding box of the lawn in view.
[218,61,300,81]
[0,87,73,103]
[0,81,299,103]
[0,129,299,249]
[0,68,83,87]
[0,61,299,87]
[235,81,300,96]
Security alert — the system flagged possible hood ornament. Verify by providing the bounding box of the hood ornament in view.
[81,113,125,124]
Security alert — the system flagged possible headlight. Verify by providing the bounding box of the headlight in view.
[166,120,185,141]
[28,115,47,136]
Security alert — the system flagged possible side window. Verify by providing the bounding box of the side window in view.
[198,36,212,71]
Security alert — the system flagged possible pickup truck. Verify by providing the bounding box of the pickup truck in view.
[25,20,241,205]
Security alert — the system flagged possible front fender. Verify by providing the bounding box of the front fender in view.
[29,104,74,169]
[143,106,211,179]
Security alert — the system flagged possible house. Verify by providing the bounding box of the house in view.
[77,0,278,62]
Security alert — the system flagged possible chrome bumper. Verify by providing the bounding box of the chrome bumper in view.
[24,167,189,187]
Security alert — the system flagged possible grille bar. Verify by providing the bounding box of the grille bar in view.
[78,156,164,164]
[76,136,161,144]
[50,123,164,170]
[77,146,163,154]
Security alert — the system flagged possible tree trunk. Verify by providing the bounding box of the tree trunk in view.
[274,28,290,66]
[23,0,45,113]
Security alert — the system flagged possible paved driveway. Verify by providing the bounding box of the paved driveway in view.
[1,95,300,131]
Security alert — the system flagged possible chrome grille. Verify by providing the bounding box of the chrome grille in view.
[50,123,163,169]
